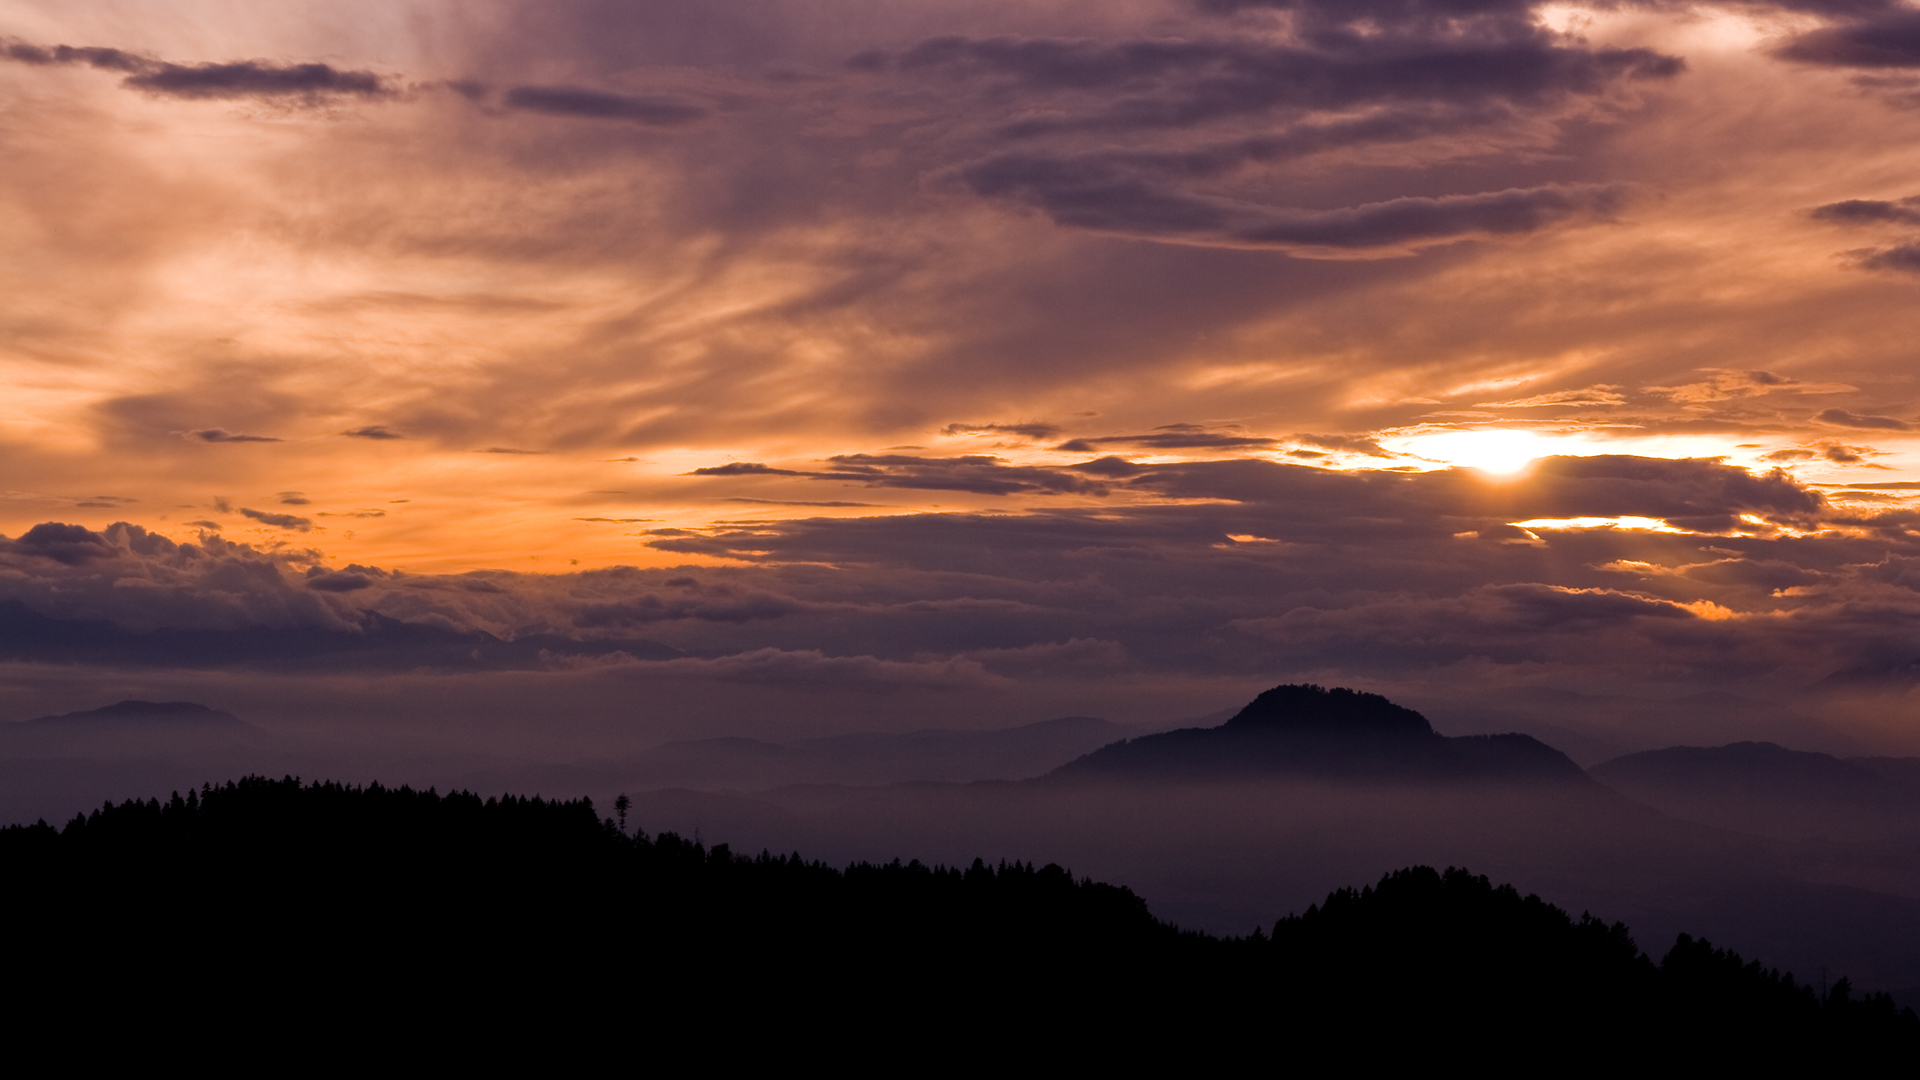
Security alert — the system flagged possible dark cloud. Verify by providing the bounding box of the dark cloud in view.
[694,455,1110,495]
[189,429,281,444]
[1055,431,1279,452]
[1067,457,1149,478]
[1811,198,1920,224]
[1856,244,1920,273]
[815,454,1111,496]
[2,42,393,101]
[1816,408,1911,430]
[124,61,390,100]
[306,572,374,592]
[888,27,1679,132]
[341,426,406,440]
[278,492,311,506]
[2,43,148,72]
[859,7,1674,252]
[942,422,1063,439]
[959,163,1626,250]
[501,85,707,125]
[574,590,812,627]
[239,508,313,531]
[478,447,546,455]
[4,523,115,565]
[1776,11,1920,68]
[691,463,809,476]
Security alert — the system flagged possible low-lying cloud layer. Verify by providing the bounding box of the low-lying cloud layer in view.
[4,454,1915,750]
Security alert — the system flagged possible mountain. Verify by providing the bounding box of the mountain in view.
[26,700,248,728]
[1591,742,1920,842]
[1050,684,1587,783]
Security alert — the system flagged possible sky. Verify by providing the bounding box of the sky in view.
[4,0,1920,752]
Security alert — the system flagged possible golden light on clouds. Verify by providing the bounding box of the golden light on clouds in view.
[2,0,1920,741]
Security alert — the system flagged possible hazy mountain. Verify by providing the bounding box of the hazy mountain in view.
[1051,685,1586,783]
[25,700,248,729]
[1592,742,1920,843]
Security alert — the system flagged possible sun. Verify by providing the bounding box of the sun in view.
[1385,429,1561,475]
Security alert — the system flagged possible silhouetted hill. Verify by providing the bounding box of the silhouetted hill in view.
[1,776,1911,1063]
[1593,742,1920,841]
[1052,684,1587,782]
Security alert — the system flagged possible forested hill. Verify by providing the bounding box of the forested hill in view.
[3,776,1912,1064]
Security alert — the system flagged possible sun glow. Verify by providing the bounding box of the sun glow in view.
[1383,429,1579,474]
[1511,516,1691,534]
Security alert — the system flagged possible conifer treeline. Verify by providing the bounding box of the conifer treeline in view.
[2,776,1912,1063]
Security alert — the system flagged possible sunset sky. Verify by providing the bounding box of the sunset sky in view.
[4,0,1920,750]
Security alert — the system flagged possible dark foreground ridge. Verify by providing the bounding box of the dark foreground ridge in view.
[1053,683,1586,781]
[3,776,1911,1063]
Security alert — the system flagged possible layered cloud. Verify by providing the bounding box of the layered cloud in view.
[4,456,1913,709]
[1,0,1919,740]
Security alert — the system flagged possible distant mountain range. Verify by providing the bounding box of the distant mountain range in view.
[10,684,1920,997]
[1051,684,1586,783]
[25,700,248,728]
[1592,741,1920,843]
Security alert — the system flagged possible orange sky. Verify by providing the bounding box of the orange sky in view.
[3,0,1916,569]
[4,0,1920,747]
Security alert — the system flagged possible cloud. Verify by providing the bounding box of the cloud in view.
[189,429,281,444]
[815,454,1111,496]
[723,499,881,507]
[477,447,546,455]
[693,455,1112,495]
[857,8,1675,253]
[1816,408,1911,430]
[124,61,391,101]
[943,422,1062,439]
[1054,430,1279,452]
[1477,386,1627,408]
[306,571,374,592]
[3,523,115,565]
[501,85,707,125]
[2,42,393,101]
[342,426,406,440]
[0,444,1914,708]
[1811,198,1920,225]
[1643,369,1854,404]
[690,463,808,476]
[1294,434,1394,457]
[278,492,310,505]
[239,508,313,531]
[1856,244,1920,273]
[959,161,1627,251]
[1776,11,1920,69]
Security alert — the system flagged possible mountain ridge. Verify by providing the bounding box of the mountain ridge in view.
[1051,684,1588,783]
